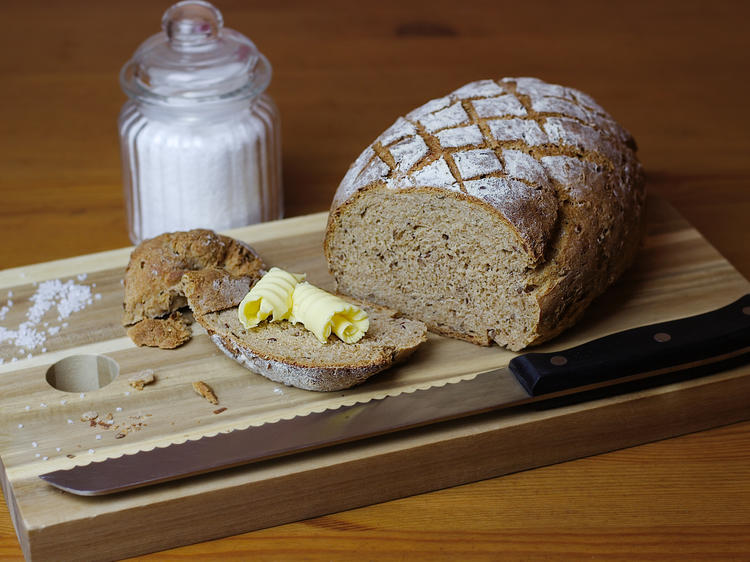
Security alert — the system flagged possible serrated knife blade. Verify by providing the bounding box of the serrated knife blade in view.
[40,294,750,495]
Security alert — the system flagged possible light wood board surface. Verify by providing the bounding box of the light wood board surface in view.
[2,1,750,560]
[1,195,749,560]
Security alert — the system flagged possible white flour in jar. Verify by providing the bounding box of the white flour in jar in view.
[118,1,283,244]
[120,95,280,243]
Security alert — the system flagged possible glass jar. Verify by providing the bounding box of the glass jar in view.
[118,0,282,244]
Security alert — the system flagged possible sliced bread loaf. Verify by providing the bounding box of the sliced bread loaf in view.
[324,77,646,351]
[185,269,428,391]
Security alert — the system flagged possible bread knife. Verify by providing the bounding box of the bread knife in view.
[39,294,750,496]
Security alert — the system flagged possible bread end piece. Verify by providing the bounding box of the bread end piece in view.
[122,229,265,327]
[122,229,265,349]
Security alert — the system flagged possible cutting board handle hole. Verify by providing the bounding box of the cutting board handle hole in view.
[45,354,120,393]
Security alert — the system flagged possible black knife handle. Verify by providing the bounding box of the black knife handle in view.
[509,294,750,396]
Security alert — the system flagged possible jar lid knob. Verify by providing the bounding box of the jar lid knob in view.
[121,0,272,104]
[162,1,223,48]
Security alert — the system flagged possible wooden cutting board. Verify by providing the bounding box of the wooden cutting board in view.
[1,195,749,561]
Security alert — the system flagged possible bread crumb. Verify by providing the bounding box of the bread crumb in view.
[193,381,219,405]
[78,411,149,440]
[129,369,155,390]
[81,411,98,422]
[213,407,227,414]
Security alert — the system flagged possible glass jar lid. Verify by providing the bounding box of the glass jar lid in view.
[120,1,271,106]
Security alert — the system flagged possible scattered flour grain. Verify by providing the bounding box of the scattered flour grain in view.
[0,278,97,356]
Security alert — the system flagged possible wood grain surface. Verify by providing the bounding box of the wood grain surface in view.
[1,0,749,560]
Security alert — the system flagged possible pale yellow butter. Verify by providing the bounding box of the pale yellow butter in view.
[238,267,305,329]
[291,282,369,344]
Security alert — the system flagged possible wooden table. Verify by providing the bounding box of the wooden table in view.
[1,1,748,559]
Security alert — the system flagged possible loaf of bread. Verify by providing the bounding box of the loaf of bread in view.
[324,77,646,351]
[185,269,428,391]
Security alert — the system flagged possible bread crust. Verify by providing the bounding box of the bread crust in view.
[126,312,192,349]
[324,77,646,350]
[122,229,266,349]
[181,268,253,317]
[123,229,265,326]
[210,334,391,392]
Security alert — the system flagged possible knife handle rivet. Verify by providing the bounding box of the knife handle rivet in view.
[742,306,750,316]
[550,355,568,366]
[653,332,672,343]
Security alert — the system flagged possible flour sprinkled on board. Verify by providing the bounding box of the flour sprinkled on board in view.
[0,277,101,358]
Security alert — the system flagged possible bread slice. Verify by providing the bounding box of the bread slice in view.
[184,269,428,392]
[324,77,646,351]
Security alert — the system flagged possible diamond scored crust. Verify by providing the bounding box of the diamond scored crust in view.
[332,76,640,261]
